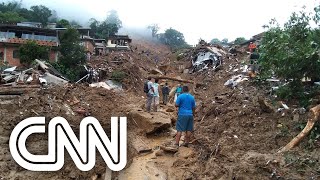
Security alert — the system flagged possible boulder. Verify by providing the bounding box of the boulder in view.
[128,108,172,134]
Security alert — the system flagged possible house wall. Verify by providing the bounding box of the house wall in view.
[107,40,117,47]
[2,47,20,66]
[0,45,58,66]
[81,40,94,54]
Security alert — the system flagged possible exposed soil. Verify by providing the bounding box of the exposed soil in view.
[1,38,320,180]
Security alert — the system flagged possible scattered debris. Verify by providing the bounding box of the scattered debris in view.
[224,75,249,88]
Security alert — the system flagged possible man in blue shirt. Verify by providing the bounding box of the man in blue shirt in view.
[175,85,196,148]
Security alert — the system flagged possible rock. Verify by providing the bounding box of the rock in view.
[165,106,176,112]
[258,97,274,113]
[155,150,164,156]
[293,114,300,122]
[177,147,194,159]
[150,68,163,75]
[168,128,177,137]
[0,136,9,144]
[160,146,178,153]
[128,108,171,134]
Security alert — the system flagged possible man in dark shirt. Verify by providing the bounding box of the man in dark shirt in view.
[162,83,170,105]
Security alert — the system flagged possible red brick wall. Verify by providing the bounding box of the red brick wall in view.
[0,45,58,67]
[5,47,21,66]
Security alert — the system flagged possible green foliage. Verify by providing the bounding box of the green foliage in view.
[69,20,82,28]
[59,28,86,68]
[221,38,228,44]
[51,62,85,82]
[57,19,70,28]
[259,6,320,103]
[0,1,21,12]
[0,11,25,23]
[17,8,33,20]
[234,37,247,44]
[148,24,160,37]
[111,70,126,82]
[159,28,188,50]
[19,41,49,66]
[30,5,52,26]
[89,10,122,38]
[0,1,53,26]
[295,121,320,149]
[53,28,86,82]
[210,38,229,45]
[210,38,221,44]
[105,10,122,29]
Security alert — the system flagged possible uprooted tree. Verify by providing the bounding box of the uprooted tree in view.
[259,6,320,102]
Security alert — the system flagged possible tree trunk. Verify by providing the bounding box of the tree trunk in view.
[278,104,320,153]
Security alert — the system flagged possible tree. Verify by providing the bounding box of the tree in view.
[59,28,86,67]
[234,37,247,44]
[53,28,86,81]
[19,41,49,66]
[148,24,160,37]
[210,38,221,44]
[259,6,320,101]
[48,10,58,23]
[0,1,21,13]
[70,20,82,28]
[88,10,122,38]
[17,8,33,21]
[160,28,188,49]
[89,18,99,37]
[30,5,52,26]
[0,11,25,23]
[221,38,229,44]
[105,10,122,29]
[57,19,70,28]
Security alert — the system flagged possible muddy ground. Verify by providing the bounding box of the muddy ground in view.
[1,38,320,180]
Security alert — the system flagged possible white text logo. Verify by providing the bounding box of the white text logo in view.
[9,117,127,171]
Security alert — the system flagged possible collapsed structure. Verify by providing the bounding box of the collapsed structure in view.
[191,45,225,72]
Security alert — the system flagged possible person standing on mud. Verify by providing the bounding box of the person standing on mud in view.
[175,86,196,148]
[174,84,182,102]
[145,77,154,113]
[162,82,170,105]
[152,79,160,112]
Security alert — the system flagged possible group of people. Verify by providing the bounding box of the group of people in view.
[144,77,196,148]
[145,77,171,112]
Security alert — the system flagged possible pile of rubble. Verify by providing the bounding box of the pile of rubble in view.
[178,40,227,73]
[0,59,70,95]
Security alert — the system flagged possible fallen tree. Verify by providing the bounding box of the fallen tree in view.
[148,75,195,84]
[278,104,320,153]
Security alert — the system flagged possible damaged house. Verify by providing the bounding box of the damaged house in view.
[53,27,95,55]
[94,39,107,56]
[0,23,59,66]
[106,35,132,52]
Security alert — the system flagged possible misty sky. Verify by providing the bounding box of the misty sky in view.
[4,0,319,44]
